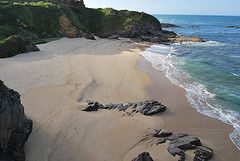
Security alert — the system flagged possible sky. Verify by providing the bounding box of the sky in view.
[84,0,240,16]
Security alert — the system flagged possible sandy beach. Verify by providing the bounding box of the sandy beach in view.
[0,38,239,161]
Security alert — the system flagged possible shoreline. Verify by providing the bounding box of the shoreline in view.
[137,53,240,160]
[0,38,239,160]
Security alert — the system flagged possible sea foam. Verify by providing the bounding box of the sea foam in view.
[140,43,240,150]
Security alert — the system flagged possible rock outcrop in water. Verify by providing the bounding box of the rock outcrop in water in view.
[82,100,166,116]
[0,80,33,161]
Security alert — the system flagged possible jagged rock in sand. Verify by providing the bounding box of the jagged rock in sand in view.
[161,23,181,28]
[151,130,213,160]
[156,138,166,145]
[82,100,166,116]
[167,133,201,157]
[132,152,154,161]
[194,146,213,161]
[152,129,173,137]
[0,80,33,161]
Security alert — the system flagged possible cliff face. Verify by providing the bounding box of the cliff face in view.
[0,80,33,161]
[0,1,177,57]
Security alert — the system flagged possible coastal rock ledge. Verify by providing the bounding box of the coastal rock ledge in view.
[0,80,33,161]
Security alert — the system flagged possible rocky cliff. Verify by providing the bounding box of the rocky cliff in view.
[0,80,33,161]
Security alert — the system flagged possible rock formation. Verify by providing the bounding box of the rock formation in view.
[0,80,33,161]
[132,152,154,161]
[151,129,213,160]
[161,23,181,28]
[82,100,166,116]
[0,35,39,58]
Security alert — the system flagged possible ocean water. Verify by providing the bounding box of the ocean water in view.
[140,15,240,150]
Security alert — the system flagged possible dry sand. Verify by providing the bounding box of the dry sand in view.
[0,38,239,161]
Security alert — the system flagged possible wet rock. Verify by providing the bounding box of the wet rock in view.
[194,146,213,161]
[169,36,205,42]
[138,100,166,115]
[167,133,201,157]
[132,152,154,161]
[0,80,32,161]
[226,25,240,28]
[156,138,166,145]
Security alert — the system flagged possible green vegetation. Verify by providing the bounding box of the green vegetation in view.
[0,35,32,58]
[0,1,161,57]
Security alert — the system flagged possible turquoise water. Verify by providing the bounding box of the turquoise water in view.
[140,15,240,150]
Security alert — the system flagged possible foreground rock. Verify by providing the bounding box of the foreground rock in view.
[0,80,33,161]
[0,35,39,58]
[82,100,166,116]
[132,152,154,161]
[151,130,213,160]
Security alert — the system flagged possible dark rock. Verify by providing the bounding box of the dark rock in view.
[0,35,40,58]
[0,80,32,161]
[226,25,240,28]
[179,155,186,161]
[156,138,166,145]
[188,26,200,27]
[107,34,119,40]
[157,131,172,137]
[82,101,103,111]
[168,147,185,157]
[132,152,154,161]
[167,133,201,157]
[152,129,161,137]
[85,34,96,40]
[161,23,181,28]
[167,133,188,141]
[138,100,166,115]
[194,146,213,161]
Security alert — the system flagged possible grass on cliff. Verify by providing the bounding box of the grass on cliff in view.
[0,1,61,40]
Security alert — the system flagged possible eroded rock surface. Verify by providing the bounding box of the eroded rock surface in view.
[0,80,32,161]
[132,152,154,161]
[82,100,166,116]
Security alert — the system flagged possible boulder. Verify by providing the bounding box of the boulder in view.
[0,80,33,161]
[0,35,39,58]
[132,152,154,161]
[194,146,213,161]
[167,133,201,157]
[138,100,166,115]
